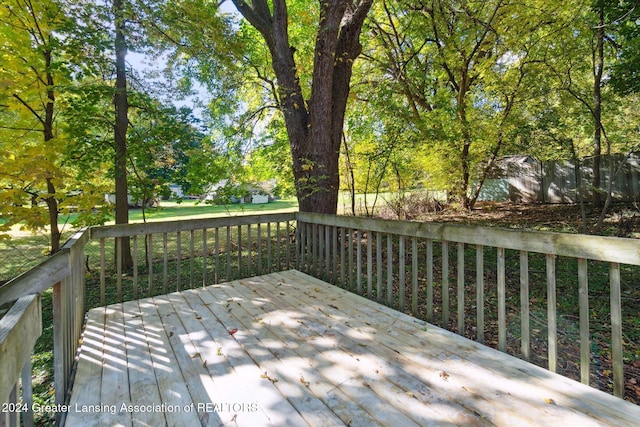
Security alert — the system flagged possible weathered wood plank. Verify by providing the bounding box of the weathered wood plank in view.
[65,307,105,426]
[547,253,557,372]
[224,277,407,426]
[295,212,640,264]
[610,262,623,397]
[476,245,484,343]
[520,250,530,361]
[91,213,296,239]
[282,270,640,426]
[497,247,506,352]
[137,297,203,426]
[457,242,464,335]
[0,252,64,302]
[121,300,167,427]
[67,271,640,427]
[578,258,589,385]
[99,304,133,426]
[0,295,41,405]
[196,283,344,426]
[272,271,553,425]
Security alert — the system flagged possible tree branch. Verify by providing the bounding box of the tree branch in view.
[12,94,45,125]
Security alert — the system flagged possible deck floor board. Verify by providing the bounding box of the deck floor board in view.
[66,270,640,426]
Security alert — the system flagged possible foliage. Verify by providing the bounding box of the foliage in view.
[0,0,112,251]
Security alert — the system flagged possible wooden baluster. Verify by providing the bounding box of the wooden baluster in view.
[368,231,374,299]
[578,258,589,384]
[610,262,623,398]
[132,235,138,299]
[202,228,207,287]
[476,244,484,343]
[176,231,181,291]
[457,242,465,335]
[147,234,153,295]
[189,230,195,288]
[214,227,220,284]
[376,231,382,303]
[520,250,530,360]
[442,240,449,327]
[497,247,506,352]
[427,239,434,322]
[100,238,106,306]
[412,237,418,316]
[399,235,405,311]
[387,234,393,307]
[547,253,557,372]
[163,233,168,294]
[356,229,362,295]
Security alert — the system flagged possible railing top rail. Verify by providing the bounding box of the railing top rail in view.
[90,212,297,239]
[295,212,640,265]
[0,251,69,305]
[0,228,89,306]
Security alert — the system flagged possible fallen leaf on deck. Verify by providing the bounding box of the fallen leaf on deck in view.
[216,347,223,356]
[299,375,310,387]
[192,352,201,359]
[195,315,202,320]
[228,328,238,335]
[544,398,556,405]
[439,371,449,381]
[261,371,278,383]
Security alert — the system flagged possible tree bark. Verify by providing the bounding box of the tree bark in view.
[43,49,61,254]
[232,0,373,214]
[114,0,133,268]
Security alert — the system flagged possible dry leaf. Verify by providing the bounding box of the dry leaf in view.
[299,375,310,387]
[229,328,238,335]
[439,371,450,381]
[544,398,556,405]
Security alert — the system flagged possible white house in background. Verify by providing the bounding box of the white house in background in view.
[168,184,184,199]
[251,194,269,204]
[104,194,142,207]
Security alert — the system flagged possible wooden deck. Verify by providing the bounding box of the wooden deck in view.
[65,270,640,426]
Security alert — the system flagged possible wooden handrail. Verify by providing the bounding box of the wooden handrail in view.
[295,212,640,264]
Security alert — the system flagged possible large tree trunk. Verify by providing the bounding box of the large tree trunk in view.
[232,0,373,214]
[114,0,132,268]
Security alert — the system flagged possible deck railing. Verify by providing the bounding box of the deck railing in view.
[0,211,638,425]
[295,212,639,399]
[0,229,87,426]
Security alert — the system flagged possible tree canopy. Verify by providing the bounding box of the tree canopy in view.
[2,0,640,248]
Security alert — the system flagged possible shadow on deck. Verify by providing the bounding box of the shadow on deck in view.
[65,270,640,426]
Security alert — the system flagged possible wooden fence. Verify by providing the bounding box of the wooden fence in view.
[1,212,638,425]
[479,153,640,203]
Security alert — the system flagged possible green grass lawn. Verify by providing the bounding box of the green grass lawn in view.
[0,199,299,282]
